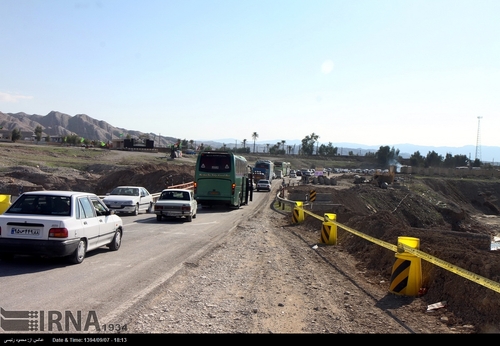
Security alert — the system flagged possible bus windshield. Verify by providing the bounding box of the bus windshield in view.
[198,153,232,173]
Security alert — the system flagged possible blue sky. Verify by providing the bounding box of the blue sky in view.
[1,0,499,150]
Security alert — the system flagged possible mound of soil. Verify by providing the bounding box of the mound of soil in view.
[0,163,195,196]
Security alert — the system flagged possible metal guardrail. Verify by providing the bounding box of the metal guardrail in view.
[275,186,500,296]
[98,182,195,201]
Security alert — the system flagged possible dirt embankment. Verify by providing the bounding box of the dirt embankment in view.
[286,175,500,332]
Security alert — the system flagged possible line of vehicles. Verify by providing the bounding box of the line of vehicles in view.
[0,151,288,265]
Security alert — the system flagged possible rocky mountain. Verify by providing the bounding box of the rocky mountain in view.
[1,111,498,163]
[0,111,178,147]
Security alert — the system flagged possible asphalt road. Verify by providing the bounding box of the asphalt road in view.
[0,187,271,333]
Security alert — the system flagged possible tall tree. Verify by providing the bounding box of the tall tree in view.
[409,151,425,167]
[300,133,319,156]
[424,151,443,168]
[251,132,259,153]
[34,126,43,143]
[375,145,400,167]
[11,129,21,142]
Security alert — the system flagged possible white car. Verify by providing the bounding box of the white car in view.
[256,179,272,192]
[0,190,123,264]
[103,186,154,215]
[154,189,197,222]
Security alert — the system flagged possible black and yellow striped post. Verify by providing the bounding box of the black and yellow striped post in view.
[292,202,305,223]
[320,213,337,245]
[309,190,316,202]
[389,237,422,296]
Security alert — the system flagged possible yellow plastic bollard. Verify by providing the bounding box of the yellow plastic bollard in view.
[389,237,422,296]
[0,194,12,214]
[292,201,305,223]
[320,213,337,245]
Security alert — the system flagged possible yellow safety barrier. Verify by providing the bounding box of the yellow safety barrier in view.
[389,237,422,296]
[320,213,337,245]
[0,194,11,214]
[288,203,500,296]
[292,202,305,223]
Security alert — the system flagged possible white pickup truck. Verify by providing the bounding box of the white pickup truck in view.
[153,189,198,222]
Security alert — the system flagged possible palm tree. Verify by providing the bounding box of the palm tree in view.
[242,139,247,149]
[252,132,259,153]
[281,140,286,154]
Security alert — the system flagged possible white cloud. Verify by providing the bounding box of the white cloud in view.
[0,92,33,103]
[321,60,334,74]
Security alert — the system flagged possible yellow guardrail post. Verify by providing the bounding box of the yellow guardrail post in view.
[286,206,500,296]
[0,194,11,214]
[389,237,422,296]
[320,213,337,245]
[292,202,304,223]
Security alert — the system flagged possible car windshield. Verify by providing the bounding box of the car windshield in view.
[6,195,71,216]
[159,191,190,201]
[110,188,139,196]
[259,180,269,184]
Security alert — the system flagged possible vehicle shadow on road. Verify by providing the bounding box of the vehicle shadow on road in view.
[0,251,105,276]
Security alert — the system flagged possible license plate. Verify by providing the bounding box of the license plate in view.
[11,227,41,236]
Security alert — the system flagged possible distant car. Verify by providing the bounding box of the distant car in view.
[154,189,197,222]
[103,186,154,215]
[0,190,123,264]
[289,172,297,178]
[256,179,271,192]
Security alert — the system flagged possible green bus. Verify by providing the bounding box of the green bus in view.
[194,151,251,208]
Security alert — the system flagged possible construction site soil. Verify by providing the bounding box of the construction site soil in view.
[1,144,500,333]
